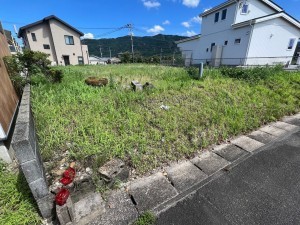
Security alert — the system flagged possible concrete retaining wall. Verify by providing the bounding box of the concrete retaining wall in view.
[11,84,53,219]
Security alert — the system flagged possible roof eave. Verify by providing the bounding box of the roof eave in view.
[200,0,236,17]
[175,35,201,44]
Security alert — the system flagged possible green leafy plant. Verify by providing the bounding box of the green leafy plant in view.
[133,211,156,225]
[0,161,41,225]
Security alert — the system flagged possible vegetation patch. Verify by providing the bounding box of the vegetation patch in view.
[133,211,156,225]
[0,162,41,225]
[31,65,300,173]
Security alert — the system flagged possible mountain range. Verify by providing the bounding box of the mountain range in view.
[82,34,187,58]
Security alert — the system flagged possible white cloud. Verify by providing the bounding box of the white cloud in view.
[147,25,165,34]
[181,15,201,28]
[163,20,171,25]
[191,16,202,24]
[203,7,212,12]
[181,21,191,28]
[182,0,200,8]
[143,0,161,9]
[182,30,197,37]
[83,33,94,39]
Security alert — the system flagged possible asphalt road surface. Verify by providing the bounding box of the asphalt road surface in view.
[157,130,300,225]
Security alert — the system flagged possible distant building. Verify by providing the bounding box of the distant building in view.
[18,15,89,66]
[89,55,109,65]
[176,0,300,66]
[4,30,21,55]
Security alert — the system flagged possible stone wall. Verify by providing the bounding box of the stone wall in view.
[11,84,53,219]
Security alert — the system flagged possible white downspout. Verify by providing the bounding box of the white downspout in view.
[245,19,254,66]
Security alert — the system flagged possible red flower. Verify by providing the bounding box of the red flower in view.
[55,188,70,206]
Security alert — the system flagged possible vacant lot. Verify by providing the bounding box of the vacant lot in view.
[31,65,300,173]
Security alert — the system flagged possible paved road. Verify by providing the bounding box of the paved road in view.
[157,130,300,225]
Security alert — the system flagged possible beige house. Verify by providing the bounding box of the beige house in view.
[18,15,89,66]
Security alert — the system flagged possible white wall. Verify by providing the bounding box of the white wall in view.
[234,0,277,24]
[201,3,236,36]
[177,38,201,66]
[196,26,251,65]
[246,17,300,65]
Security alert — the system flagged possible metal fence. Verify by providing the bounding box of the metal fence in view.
[161,55,300,68]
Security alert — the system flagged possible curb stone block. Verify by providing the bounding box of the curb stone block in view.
[37,195,54,219]
[231,136,264,152]
[191,152,229,175]
[213,144,248,162]
[74,192,105,224]
[259,125,287,137]
[271,121,298,131]
[56,197,75,225]
[129,172,178,212]
[166,161,207,193]
[29,178,49,200]
[87,190,138,225]
[282,116,300,126]
[248,130,277,144]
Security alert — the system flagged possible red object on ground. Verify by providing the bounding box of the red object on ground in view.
[55,188,70,206]
[60,167,76,185]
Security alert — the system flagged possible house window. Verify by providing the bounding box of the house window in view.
[234,38,241,44]
[287,38,296,50]
[31,33,37,41]
[65,35,74,45]
[241,4,249,14]
[221,9,227,20]
[210,43,215,52]
[78,56,84,65]
[214,12,220,23]
[43,44,50,49]
[224,40,228,46]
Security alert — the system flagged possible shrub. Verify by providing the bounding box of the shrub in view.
[220,65,284,82]
[48,69,64,83]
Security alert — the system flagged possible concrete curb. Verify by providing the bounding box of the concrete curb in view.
[75,113,300,224]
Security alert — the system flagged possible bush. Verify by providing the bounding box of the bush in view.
[185,66,201,79]
[220,65,283,82]
[3,56,27,97]
[4,50,61,94]
[47,69,64,83]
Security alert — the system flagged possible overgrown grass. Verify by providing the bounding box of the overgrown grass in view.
[31,64,300,173]
[0,162,41,225]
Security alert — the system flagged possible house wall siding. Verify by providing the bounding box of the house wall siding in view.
[234,0,277,24]
[201,4,236,36]
[24,22,56,63]
[49,19,83,65]
[177,38,201,65]
[246,17,300,65]
[196,26,251,65]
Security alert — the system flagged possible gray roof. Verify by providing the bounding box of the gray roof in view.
[18,15,83,38]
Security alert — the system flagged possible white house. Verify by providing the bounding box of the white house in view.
[176,0,300,66]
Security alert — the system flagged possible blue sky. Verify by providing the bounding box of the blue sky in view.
[1,0,300,39]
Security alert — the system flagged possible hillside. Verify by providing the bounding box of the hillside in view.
[82,34,187,58]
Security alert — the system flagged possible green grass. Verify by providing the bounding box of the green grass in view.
[31,64,300,173]
[0,162,41,225]
[133,211,156,225]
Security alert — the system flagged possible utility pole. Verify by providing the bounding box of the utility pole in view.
[127,24,134,63]
[99,45,103,58]
[160,48,163,64]
[172,50,176,66]
[109,47,112,59]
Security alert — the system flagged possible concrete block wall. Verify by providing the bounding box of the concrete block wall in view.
[11,84,54,219]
